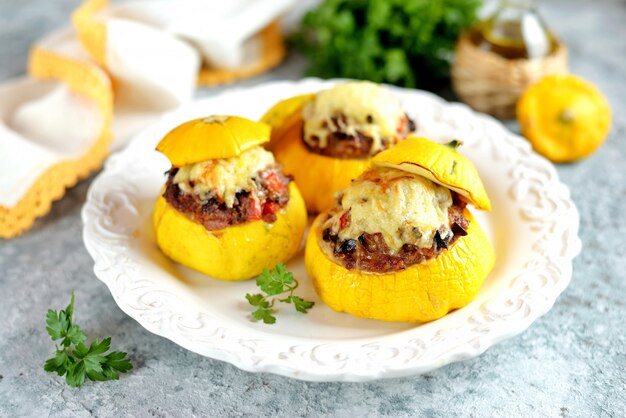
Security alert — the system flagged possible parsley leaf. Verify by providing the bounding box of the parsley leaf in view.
[252,307,277,325]
[245,293,267,307]
[246,263,315,324]
[246,293,276,324]
[43,292,132,388]
[67,361,86,388]
[105,352,133,374]
[45,292,87,348]
[43,350,71,376]
[290,296,315,314]
[256,265,294,296]
[66,325,87,346]
[45,309,69,342]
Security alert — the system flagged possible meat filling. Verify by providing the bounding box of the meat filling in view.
[322,194,469,273]
[164,164,291,231]
[304,113,416,159]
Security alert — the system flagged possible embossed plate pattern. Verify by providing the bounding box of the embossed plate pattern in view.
[82,79,581,381]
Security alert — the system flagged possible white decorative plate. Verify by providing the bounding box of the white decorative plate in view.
[82,79,581,381]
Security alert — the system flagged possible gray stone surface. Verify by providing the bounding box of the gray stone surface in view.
[1,0,625,416]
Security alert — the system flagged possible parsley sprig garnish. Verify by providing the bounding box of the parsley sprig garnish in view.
[245,263,315,324]
[44,292,132,387]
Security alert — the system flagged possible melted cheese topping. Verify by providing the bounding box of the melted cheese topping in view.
[324,167,452,254]
[173,146,274,207]
[302,82,405,154]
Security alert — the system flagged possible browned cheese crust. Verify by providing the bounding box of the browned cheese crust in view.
[322,194,470,273]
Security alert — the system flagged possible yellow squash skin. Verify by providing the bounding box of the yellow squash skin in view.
[154,183,307,281]
[262,96,314,154]
[156,115,271,167]
[260,93,315,149]
[305,210,495,323]
[274,120,371,213]
[372,137,492,211]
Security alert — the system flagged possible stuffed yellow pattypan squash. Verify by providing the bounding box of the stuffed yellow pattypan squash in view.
[305,137,495,322]
[153,115,307,281]
[260,82,417,213]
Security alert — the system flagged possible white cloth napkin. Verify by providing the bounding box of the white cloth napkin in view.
[106,0,294,68]
[0,78,104,207]
[0,0,296,211]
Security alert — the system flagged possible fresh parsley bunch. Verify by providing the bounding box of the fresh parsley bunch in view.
[246,263,315,324]
[44,292,132,387]
[293,0,481,89]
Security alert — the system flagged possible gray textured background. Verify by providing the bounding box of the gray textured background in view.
[1,0,625,417]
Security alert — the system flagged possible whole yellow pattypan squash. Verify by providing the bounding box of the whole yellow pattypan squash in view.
[305,137,495,322]
[153,115,307,281]
[517,74,612,163]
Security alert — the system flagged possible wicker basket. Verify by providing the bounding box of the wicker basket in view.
[452,32,568,119]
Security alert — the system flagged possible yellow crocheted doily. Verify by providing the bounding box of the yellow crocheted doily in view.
[2,0,287,238]
[197,21,286,87]
[0,46,113,239]
[72,0,107,66]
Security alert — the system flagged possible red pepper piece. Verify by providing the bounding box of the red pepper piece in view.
[339,211,351,230]
[264,172,284,193]
[248,197,262,221]
[263,201,281,216]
